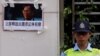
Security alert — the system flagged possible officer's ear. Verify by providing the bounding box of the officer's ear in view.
[72,32,76,38]
[89,32,92,34]
[89,24,95,36]
[89,32,93,37]
[72,32,75,36]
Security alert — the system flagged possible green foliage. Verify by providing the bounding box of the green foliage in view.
[78,11,89,21]
[64,7,72,18]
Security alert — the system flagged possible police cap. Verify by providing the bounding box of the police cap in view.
[73,20,91,32]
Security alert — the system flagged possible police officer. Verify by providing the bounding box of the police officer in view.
[61,20,100,56]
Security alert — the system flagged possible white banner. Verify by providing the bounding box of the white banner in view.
[4,20,43,30]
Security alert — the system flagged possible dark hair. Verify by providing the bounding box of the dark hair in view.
[22,4,35,11]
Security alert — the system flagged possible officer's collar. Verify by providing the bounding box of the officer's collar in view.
[73,43,92,51]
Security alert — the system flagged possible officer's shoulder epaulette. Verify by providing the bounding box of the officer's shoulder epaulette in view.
[90,48,100,54]
[64,48,74,54]
[92,48,99,50]
[92,48,100,52]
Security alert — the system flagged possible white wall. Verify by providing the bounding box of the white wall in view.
[0,0,60,56]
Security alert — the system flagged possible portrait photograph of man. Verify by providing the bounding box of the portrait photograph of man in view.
[4,3,43,31]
